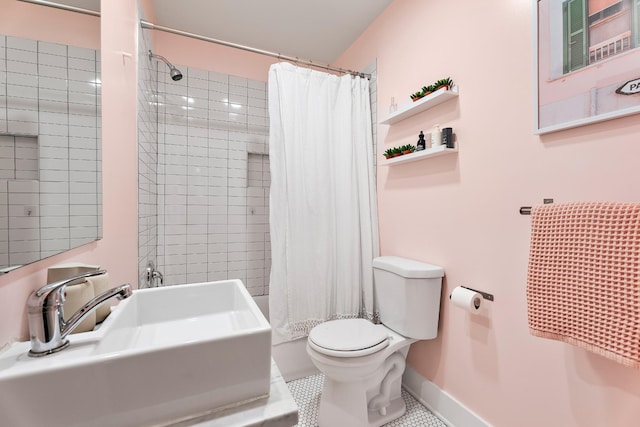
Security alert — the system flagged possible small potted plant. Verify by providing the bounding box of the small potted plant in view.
[401,144,416,155]
[421,85,435,97]
[410,91,424,102]
[383,148,394,159]
[392,147,403,157]
[434,77,453,91]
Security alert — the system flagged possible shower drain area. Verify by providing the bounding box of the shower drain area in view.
[286,373,447,427]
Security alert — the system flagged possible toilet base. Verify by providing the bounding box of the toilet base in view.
[314,349,409,427]
[317,377,406,427]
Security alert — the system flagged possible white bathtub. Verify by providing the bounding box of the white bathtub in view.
[253,295,319,382]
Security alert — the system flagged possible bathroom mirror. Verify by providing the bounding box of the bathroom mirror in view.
[0,0,101,273]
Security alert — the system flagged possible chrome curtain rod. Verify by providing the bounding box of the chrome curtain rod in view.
[140,20,371,79]
[17,0,100,17]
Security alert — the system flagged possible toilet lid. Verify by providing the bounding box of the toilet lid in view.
[308,319,389,358]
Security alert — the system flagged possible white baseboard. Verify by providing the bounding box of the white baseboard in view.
[402,365,491,427]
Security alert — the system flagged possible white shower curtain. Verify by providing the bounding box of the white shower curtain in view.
[268,62,379,345]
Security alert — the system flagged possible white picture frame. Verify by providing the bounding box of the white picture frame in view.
[533,0,640,134]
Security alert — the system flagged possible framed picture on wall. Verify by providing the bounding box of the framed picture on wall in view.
[534,0,640,134]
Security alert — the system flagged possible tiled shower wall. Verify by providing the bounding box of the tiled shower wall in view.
[137,48,377,296]
[0,35,101,269]
[156,67,271,296]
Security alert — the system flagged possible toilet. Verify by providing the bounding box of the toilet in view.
[306,256,444,427]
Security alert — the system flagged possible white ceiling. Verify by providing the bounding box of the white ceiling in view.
[57,0,393,64]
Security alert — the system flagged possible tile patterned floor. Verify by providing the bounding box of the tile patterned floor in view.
[287,374,447,427]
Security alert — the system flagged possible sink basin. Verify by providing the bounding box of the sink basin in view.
[0,279,272,427]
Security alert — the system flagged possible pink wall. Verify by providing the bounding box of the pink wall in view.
[152,31,277,82]
[335,0,640,426]
[3,1,639,425]
[0,0,138,346]
[0,0,99,49]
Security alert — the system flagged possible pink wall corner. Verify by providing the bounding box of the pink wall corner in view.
[335,0,640,426]
[98,0,139,294]
[0,0,139,346]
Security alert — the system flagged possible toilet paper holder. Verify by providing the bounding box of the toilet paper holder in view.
[450,286,494,302]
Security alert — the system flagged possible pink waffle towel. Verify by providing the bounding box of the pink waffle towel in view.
[527,202,640,368]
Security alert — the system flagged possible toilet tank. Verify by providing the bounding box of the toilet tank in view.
[373,256,444,340]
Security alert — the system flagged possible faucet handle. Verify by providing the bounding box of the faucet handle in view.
[28,269,107,311]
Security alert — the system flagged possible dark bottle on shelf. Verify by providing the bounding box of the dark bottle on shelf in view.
[442,127,453,148]
[416,131,426,151]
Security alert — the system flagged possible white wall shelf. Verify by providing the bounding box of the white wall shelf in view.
[381,145,457,166]
[379,86,459,125]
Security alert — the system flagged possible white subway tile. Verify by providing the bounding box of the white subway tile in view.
[7,121,38,135]
[68,46,95,60]
[7,109,38,124]
[68,80,97,94]
[69,193,97,205]
[68,57,95,72]
[38,76,67,91]
[8,50,38,69]
[69,125,97,138]
[39,64,68,79]
[10,239,41,254]
[68,147,97,161]
[69,136,97,149]
[69,170,98,183]
[187,77,208,91]
[39,181,67,194]
[248,97,267,109]
[37,41,66,56]
[188,68,208,81]
[186,232,207,245]
[229,76,247,87]
[70,182,98,194]
[8,180,38,193]
[69,226,97,239]
[7,73,38,88]
[68,68,96,83]
[38,111,68,125]
[10,252,41,265]
[6,60,37,76]
[40,216,68,228]
[248,88,266,100]
[208,71,228,84]
[39,122,68,136]
[248,79,266,90]
[7,85,38,100]
[69,92,97,106]
[68,215,98,227]
[69,204,97,216]
[38,88,67,103]
[164,233,187,246]
[8,215,39,229]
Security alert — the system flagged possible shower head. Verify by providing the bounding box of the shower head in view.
[148,50,183,81]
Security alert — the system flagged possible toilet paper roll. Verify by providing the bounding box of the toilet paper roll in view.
[450,286,483,313]
[86,273,111,323]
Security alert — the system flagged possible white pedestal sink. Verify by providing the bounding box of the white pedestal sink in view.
[0,279,272,427]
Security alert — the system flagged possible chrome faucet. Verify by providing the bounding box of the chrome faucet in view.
[143,260,164,288]
[27,270,132,357]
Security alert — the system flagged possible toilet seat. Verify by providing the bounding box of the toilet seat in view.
[308,319,389,358]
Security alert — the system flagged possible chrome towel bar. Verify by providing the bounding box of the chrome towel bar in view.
[520,199,554,215]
